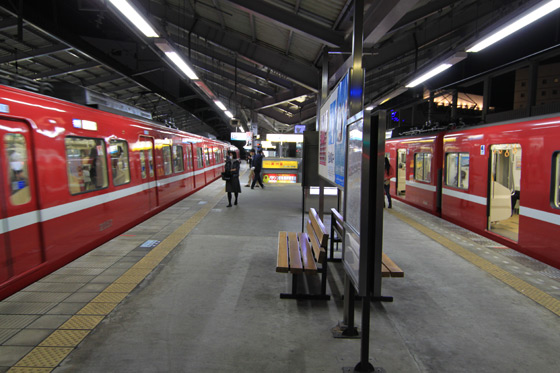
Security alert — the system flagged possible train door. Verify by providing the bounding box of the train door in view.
[186,143,195,189]
[0,120,42,280]
[139,136,158,207]
[487,144,521,241]
[204,146,211,183]
[397,149,406,196]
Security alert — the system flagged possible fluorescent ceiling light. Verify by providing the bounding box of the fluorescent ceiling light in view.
[467,0,560,52]
[165,51,198,80]
[109,0,159,37]
[224,110,234,119]
[214,100,227,111]
[406,64,452,88]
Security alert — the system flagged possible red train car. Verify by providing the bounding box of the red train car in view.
[386,115,560,269]
[0,85,233,299]
[386,132,444,215]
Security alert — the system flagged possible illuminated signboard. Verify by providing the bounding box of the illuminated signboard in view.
[266,134,303,143]
[263,160,298,169]
[294,124,306,133]
[231,132,248,141]
[263,173,297,183]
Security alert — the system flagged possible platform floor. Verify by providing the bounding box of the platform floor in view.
[1,165,560,372]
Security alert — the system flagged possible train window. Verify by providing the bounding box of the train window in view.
[414,152,432,182]
[214,148,221,163]
[109,140,130,186]
[446,153,469,189]
[162,145,172,175]
[65,137,108,195]
[205,147,212,165]
[139,151,147,179]
[4,133,31,205]
[173,145,184,173]
[185,146,192,170]
[197,148,204,168]
[554,153,560,208]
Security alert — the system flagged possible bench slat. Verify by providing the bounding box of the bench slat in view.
[382,253,404,277]
[309,208,329,247]
[298,233,318,274]
[276,231,289,273]
[288,231,303,274]
[381,263,391,277]
[307,220,326,263]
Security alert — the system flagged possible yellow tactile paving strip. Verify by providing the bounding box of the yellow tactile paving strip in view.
[390,210,560,317]
[8,190,225,372]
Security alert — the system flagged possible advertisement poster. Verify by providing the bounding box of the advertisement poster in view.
[317,71,349,189]
[335,74,348,187]
[319,110,328,166]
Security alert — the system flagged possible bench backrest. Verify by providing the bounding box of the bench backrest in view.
[306,208,328,263]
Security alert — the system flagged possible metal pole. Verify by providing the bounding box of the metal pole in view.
[371,111,386,301]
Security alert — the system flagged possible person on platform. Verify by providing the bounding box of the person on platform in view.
[384,156,393,208]
[250,149,265,189]
[225,150,241,207]
[245,149,256,187]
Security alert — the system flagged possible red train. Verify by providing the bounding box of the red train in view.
[386,115,560,269]
[0,85,235,300]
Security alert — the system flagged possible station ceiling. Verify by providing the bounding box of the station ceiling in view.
[0,0,558,140]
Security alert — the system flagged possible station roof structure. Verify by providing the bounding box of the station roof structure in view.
[0,0,558,140]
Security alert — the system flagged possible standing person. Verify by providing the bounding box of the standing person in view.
[384,156,393,208]
[225,151,241,207]
[245,149,255,187]
[251,149,265,189]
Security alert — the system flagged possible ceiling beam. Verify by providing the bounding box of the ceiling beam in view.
[219,0,345,47]
[0,44,70,64]
[329,0,420,88]
[169,36,294,90]
[144,1,319,91]
[253,86,312,110]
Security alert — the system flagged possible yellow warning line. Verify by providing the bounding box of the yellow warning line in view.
[9,188,226,372]
[390,209,560,317]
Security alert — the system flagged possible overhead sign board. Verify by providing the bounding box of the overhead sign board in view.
[231,132,248,141]
[266,134,304,143]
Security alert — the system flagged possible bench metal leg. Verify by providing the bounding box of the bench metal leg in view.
[280,273,331,301]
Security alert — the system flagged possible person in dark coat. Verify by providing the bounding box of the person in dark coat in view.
[250,149,265,189]
[384,156,394,208]
[225,151,241,207]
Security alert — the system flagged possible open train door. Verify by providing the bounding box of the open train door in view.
[488,144,521,241]
[0,119,42,283]
[397,149,407,196]
[139,136,158,208]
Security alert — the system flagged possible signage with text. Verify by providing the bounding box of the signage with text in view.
[263,173,297,183]
[263,160,298,169]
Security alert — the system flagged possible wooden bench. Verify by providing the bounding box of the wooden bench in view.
[330,208,404,278]
[276,208,330,300]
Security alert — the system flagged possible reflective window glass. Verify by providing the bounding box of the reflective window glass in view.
[197,148,204,168]
[162,145,172,175]
[139,151,147,179]
[414,153,424,181]
[109,140,130,186]
[173,145,184,173]
[65,137,108,195]
[5,133,31,205]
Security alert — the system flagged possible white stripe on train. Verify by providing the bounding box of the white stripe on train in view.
[0,163,224,234]
[402,184,560,226]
